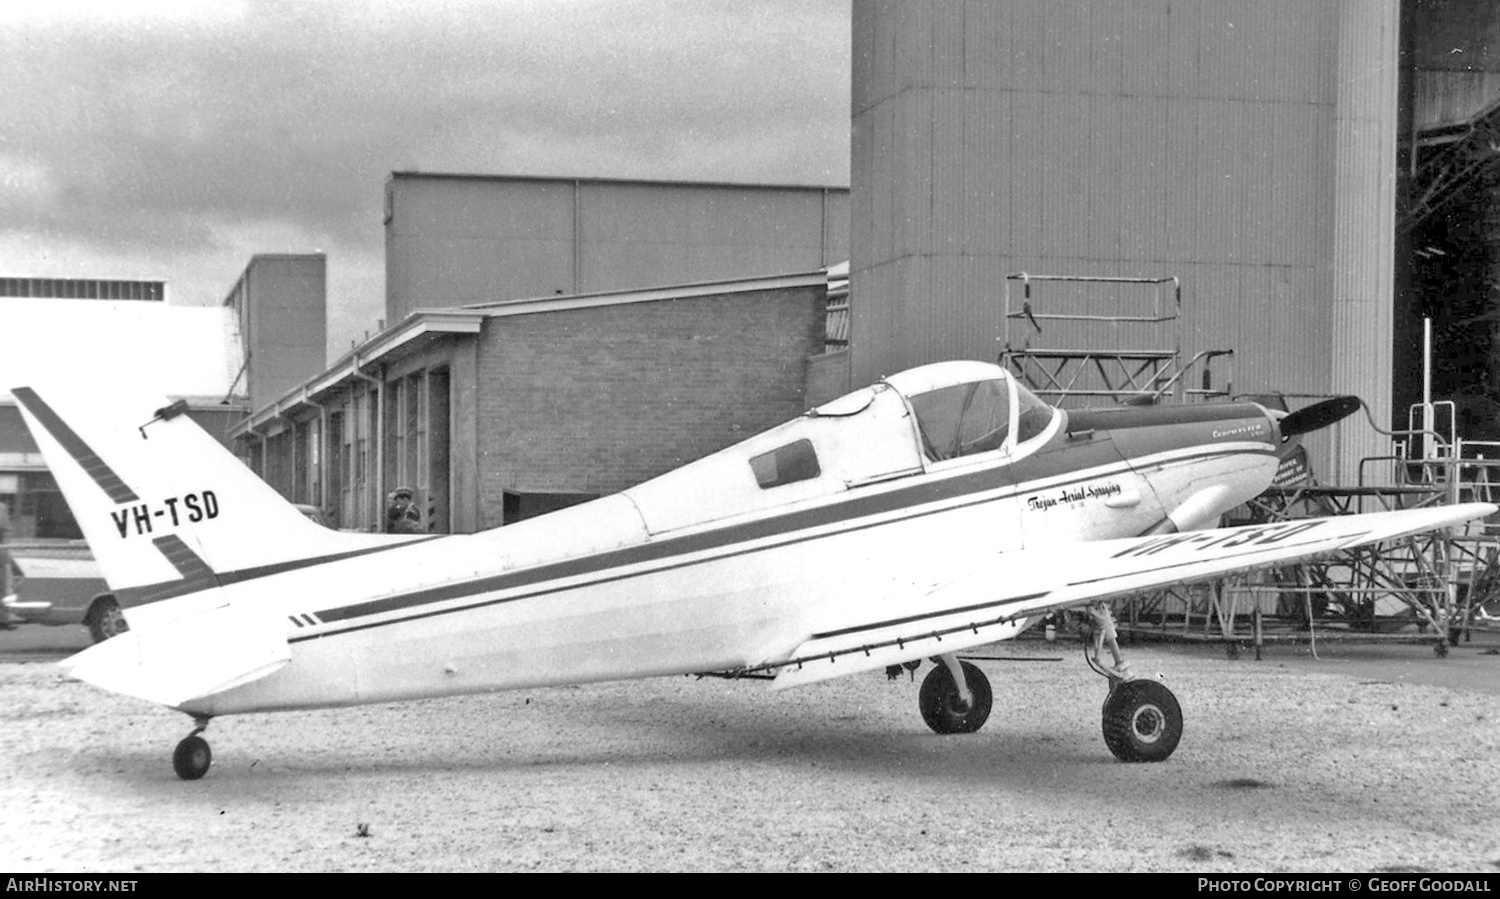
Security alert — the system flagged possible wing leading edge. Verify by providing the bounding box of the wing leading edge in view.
[770,502,1496,690]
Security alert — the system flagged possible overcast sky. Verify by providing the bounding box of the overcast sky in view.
[0,0,851,359]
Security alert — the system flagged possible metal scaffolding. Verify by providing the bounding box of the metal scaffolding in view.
[998,279,1500,653]
[998,273,1234,407]
[1120,429,1500,654]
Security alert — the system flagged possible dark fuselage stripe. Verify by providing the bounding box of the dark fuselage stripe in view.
[116,537,443,607]
[292,444,1272,641]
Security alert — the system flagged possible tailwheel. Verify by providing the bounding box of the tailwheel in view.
[918,659,993,734]
[1101,679,1182,763]
[173,717,213,780]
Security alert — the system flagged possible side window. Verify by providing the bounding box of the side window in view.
[750,439,821,489]
[910,380,1010,461]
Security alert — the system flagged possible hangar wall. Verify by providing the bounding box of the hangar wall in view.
[384,173,850,324]
[850,0,1399,484]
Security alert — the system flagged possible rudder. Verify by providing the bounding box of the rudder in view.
[12,383,409,615]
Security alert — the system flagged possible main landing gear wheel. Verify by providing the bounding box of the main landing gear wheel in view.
[1101,679,1182,763]
[919,659,993,734]
[1079,602,1184,762]
[172,716,213,780]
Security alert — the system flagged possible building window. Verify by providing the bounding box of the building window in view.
[353,391,367,486]
[0,277,164,301]
[387,371,430,504]
[329,410,347,528]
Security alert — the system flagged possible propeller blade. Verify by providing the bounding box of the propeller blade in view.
[1280,395,1362,438]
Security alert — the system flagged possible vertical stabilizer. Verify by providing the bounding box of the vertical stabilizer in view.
[12,383,411,615]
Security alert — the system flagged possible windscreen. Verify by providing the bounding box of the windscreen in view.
[909,379,1010,461]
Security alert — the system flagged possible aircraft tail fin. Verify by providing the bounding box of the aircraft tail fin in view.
[11,383,414,614]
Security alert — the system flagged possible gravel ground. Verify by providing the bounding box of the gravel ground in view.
[2,637,1499,873]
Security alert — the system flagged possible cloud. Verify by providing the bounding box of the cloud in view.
[0,0,851,357]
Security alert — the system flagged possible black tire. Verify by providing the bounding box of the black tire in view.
[173,735,212,781]
[1102,679,1182,762]
[86,597,129,644]
[918,660,993,734]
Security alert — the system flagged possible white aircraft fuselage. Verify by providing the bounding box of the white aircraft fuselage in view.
[19,358,1491,777]
[96,361,1277,716]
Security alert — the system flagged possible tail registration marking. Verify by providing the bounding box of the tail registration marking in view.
[110,491,220,538]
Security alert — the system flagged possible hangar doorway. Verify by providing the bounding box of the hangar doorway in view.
[385,366,452,534]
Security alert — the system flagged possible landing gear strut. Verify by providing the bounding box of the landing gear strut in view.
[918,654,993,734]
[1083,604,1183,762]
[172,716,213,781]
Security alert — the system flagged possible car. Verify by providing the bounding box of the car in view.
[1,503,327,643]
[2,540,121,643]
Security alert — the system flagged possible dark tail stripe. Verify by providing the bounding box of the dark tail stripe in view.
[153,535,218,582]
[12,387,138,504]
[115,536,220,608]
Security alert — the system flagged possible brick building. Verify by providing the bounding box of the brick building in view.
[231,175,848,534]
[234,270,829,533]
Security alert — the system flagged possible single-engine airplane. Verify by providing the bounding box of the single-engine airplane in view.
[13,360,1493,779]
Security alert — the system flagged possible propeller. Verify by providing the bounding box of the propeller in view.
[1278,395,1362,439]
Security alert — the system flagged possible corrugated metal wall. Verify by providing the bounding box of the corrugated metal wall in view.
[385,175,850,324]
[1331,2,1401,483]
[851,0,1399,483]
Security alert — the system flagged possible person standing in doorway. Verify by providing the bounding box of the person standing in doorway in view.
[385,487,424,534]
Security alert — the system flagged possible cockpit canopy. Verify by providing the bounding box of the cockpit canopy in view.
[863,360,1055,463]
[626,361,1057,535]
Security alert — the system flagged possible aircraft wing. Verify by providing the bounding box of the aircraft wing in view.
[771,502,1495,690]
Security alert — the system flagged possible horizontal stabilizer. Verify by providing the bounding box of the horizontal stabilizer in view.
[772,502,1495,690]
[59,605,289,708]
